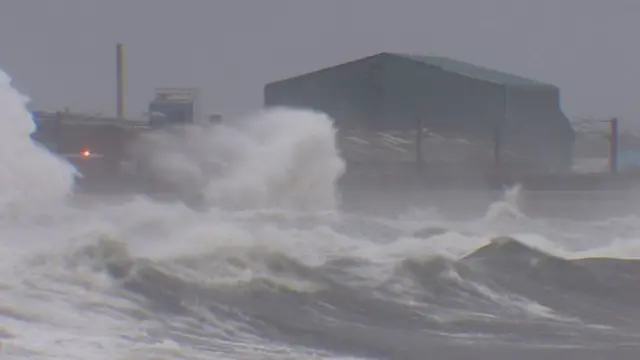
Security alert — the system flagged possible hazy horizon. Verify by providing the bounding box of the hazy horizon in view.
[2,0,639,131]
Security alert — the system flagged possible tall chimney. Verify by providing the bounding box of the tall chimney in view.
[116,43,125,118]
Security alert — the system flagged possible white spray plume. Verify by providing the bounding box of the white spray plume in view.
[0,70,76,217]
[131,107,346,212]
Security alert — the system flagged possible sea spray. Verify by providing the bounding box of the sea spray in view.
[131,107,346,212]
[0,70,76,217]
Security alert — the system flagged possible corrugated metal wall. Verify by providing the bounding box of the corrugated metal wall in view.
[264,55,382,130]
[501,87,574,171]
[264,53,574,173]
[378,55,505,138]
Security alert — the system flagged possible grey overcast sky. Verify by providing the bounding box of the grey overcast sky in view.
[1,0,639,128]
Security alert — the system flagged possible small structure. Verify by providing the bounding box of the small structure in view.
[148,88,201,126]
[265,53,575,178]
[31,111,147,178]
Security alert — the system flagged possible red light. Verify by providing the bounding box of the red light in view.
[81,149,91,157]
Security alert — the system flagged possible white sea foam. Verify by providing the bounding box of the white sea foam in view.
[1,66,640,358]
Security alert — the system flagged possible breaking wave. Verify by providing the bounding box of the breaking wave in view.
[0,71,75,217]
[2,66,640,359]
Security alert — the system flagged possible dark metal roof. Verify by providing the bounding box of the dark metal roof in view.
[391,53,553,87]
[266,52,553,88]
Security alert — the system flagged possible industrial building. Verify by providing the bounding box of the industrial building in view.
[264,53,575,180]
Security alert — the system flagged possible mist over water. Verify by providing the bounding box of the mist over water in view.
[2,66,640,359]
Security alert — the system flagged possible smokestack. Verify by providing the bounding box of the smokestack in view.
[116,43,125,118]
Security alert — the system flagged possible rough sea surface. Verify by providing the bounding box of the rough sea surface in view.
[2,68,640,360]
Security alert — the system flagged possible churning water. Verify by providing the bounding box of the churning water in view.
[2,68,640,360]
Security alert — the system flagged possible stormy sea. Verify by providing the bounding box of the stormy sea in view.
[2,69,640,360]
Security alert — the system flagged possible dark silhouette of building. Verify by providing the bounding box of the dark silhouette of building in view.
[265,53,575,175]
